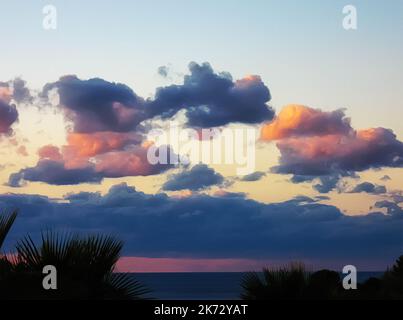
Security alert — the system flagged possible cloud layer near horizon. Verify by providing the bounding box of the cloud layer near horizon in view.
[1,183,402,266]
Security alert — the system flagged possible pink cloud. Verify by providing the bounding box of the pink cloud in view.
[261,104,351,141]
[274,128,403,176]
[95,145,170,177]
[0,86,12,104]
[66,131,142,157]
[38,145,63,161]
[278,128,399,162]
[116,257,274,273]
[116,256,391,272]
[16,145,28,157]
[260,105,403,180]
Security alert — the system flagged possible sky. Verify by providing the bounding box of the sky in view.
[0,0,402,271]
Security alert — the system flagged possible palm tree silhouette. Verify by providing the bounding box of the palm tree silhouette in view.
[0,210,17,252]
[241,262,309,300]
[241,263,343,300]
[241,258,403,300]
[0,211,150,300]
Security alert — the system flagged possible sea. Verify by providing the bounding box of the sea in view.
[132,272,383,300]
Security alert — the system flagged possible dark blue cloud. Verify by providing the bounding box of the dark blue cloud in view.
[240,171,266,182]
[7,160,102,187]
[380,175,391,181]
[147,62,274,128]
[390,192,403,204]
[314,195,331,201]
[157,66,169,78]
[11,78,32,103]
[313,175,341,194]
[42,75,146,133]
[290,173,352,194]
[162,164,224,191]
[375,200,403,216]
[0,100,18,135]
[349,182,387,195]
[42,63,274,133]
[0,183,402,267]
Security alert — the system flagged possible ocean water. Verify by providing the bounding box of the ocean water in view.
[131,272,383,300]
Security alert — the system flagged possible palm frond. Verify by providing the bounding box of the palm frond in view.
[105,273,152,300]
[15,234,42,270]
[240,271,266,299]
[0,210,18,251]
[11,230,147,299]
[241,263,309,300]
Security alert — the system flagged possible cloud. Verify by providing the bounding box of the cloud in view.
[16,145,28,157]
[261,105,352,141]
[148,62,274,128]
[291,172,356,194]
[240,171,266,182]
[65,132,142,157]
[43,63,274,132]
[8,159,102,187]
[42,75,146,133]
[8,85,174,187]
[8,145,173,186]
[157,65,169,78]
[262,106,403,191]
[162,164,224,191]
[313,174,342,194]
[17,63,273,186]
[374,200,403,216]
[0,78,31,136]
[0,183,401,267]
[1,78,32,104]
[272,128,403,177]
[0,83,12,102]
[10,78,32,103]
[390,191,403,204]
[349,182,387,195]
[94,146,173,178]
[314,195,331,201]
[0,84,18,135]
[213,190,247,198]
[38,145,63,161]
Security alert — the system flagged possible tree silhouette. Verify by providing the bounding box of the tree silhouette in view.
[241,263,308,300]
[241,259,403,300]
[0,210,17,251]
[381,255,403,299]
[0,211,150,300]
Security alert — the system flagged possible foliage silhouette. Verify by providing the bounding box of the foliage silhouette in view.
[381,255,403,299]
[241,262,309,300]
[0,210,17,251]
[0,211,150,300]
[241,257,403,300]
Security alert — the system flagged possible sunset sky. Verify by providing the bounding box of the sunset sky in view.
[0,0,402,271]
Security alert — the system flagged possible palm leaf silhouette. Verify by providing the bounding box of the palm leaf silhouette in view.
[13,231,150,299]
[0,211,150,299]
[0,210,17,252]
[241,263,309,299]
